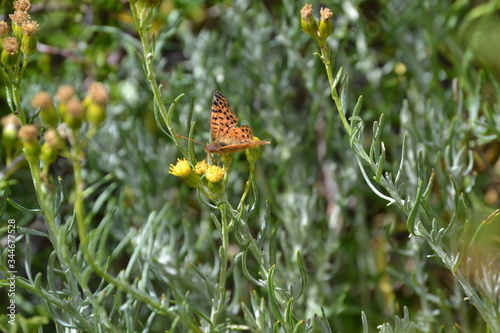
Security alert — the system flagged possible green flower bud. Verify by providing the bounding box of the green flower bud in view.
[32,92,59,128]
[1,114,21,164]
[1,37,20,67]
[21,34,36,55]
[318,8,333,44]
[63,99,85,130]
[40,128,62,166]
[246,137,264,164]
[18,124,40,163]
[300,3,317,36]
[86,102,106,127]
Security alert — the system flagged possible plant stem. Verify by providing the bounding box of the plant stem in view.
[210,202,229,326]
[319,45,351,136]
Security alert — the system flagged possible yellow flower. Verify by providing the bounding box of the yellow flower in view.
[169,158,200,188]
[205,165,225,183]
[206,165,225,198]
[169,158,191,177]
[194,160,208,175]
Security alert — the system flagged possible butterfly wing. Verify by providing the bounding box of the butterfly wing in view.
[210,91,239,141]
[214,125,270,154]
[205,91,270,154]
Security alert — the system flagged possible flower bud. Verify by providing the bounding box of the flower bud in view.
[0,21,9,39]
[63,98,85,130]
[14,0,32,12]
[21,34,36,55]
[300,4,317,36]
[9,11,30,40]
[1,114,21,163]
[1,37,20,67]
[84,82,108,127]
[56,85,76,120]
[32,92,59,127]
[246,137,264,164]
[18,124,40,163]
[40,129,61,166]
[86,102,106,127]
[20,20,39,55]
[318,8,333,44]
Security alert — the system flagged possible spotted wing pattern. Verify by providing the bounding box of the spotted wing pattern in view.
[204,91,270,154]
[210,91,239,141]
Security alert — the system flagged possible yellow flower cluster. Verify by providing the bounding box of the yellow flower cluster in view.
[169,158,225,187]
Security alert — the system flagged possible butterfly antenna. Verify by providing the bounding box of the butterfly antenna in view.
[177,134,205,146]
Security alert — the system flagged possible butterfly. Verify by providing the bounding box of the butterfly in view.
[203,91,270,154]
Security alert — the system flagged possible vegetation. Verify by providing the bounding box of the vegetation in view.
[0,0,499,332]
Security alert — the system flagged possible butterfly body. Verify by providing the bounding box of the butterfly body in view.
[204,91,270,154]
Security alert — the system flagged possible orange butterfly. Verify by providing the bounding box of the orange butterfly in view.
[203,91,270,154]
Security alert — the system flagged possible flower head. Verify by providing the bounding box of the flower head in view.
[84,82,109,127]
[86,82,109,105]
[1,114,21,151]
[300,4,317,36]
[205,165,225,183]
[56,85,76,102]
[64,98,85,130]
[1,37,20,66]
[17,124,39,143]
[1,114,21,130]
[2,37,18,54]
[18,124,40,162]
[40,129,62,166]
[32,92,58,127]
[0,21,9,38]
[169,158,200,188]
[9,10,30,25]
[206,165,225,198]
[318,7,333,43]
[21,20,39,36]
[14,0,32,12]
[194,159,208,175]
[55,85,75,120]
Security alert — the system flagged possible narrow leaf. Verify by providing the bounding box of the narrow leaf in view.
[268,265,284,324]
[295,250,307,300]
[7,198,41,212]
[269,220,281,268]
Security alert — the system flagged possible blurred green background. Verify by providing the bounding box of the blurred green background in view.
[1,0,500,332]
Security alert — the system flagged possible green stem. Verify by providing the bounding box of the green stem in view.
[10,82,27,125]
[210,203,229,326]
[319,45,351,136]
[130,2,189,159]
